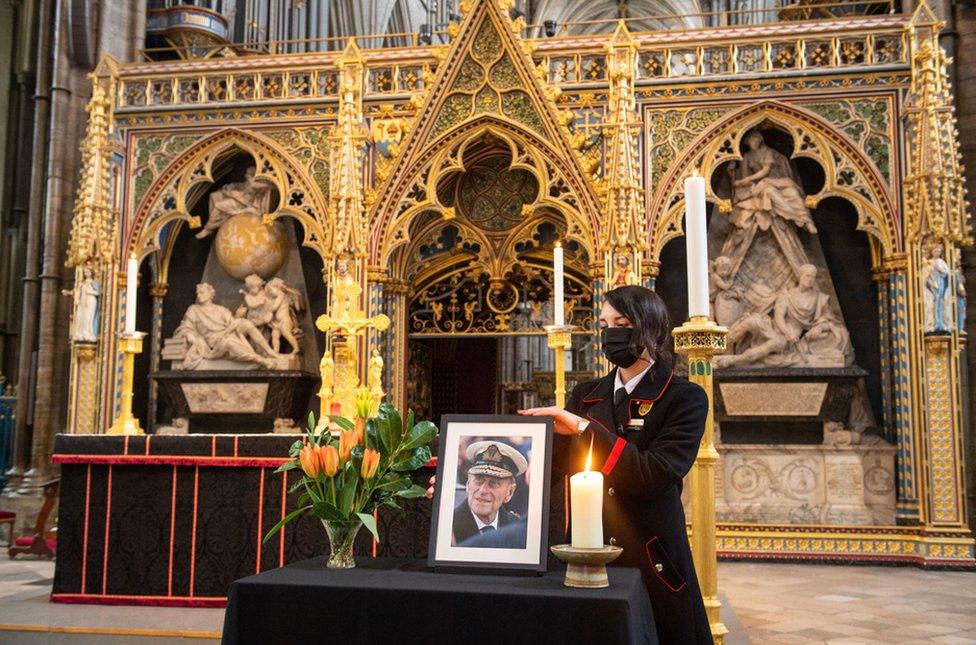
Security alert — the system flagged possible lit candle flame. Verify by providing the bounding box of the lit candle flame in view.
[584,434,594,473]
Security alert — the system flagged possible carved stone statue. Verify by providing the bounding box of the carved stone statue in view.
[170,283,279,369]
[709,255,744,328]
[957,267,967,333]
[717,264,853,368]
[923,244,952,333]
[68,267,101,342]
[368,349,384,398]
[196,166,272,239]
[237,274,304,354]
[721,130,816,280]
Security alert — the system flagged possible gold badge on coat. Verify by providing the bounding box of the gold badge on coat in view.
[638,401,653,416]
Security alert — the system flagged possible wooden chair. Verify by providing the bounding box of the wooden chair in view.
[8,478,58,560]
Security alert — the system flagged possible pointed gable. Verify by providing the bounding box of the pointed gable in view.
[368,0,601,246]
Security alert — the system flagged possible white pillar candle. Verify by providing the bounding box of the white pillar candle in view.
[553,242,564,325]
[125,254,138,334]
[570,444,603,548]
[684,173,709,318]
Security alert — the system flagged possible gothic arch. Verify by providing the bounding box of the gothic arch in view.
[368,117,600,273]
[127,128,328,263]
[648,101,900,264]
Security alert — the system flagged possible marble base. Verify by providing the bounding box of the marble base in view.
[713,443,897,525]
[150,370,318,434]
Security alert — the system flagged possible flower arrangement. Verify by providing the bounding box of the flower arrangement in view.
[264,390,436,568]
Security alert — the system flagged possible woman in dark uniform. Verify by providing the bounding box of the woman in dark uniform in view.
[521,285,712,645]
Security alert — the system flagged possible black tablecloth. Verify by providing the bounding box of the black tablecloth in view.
[222,557,657,645]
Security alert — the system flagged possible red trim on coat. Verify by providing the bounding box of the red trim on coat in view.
[51,593,226,608]
[580,381,604,403]
[644,536,687,593]
[601,438,627,475]
[52,454,288,468]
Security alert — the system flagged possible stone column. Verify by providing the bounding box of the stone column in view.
[883,254,921,524]
[873,266,895,440]
[8,0,54,503]
[147,282,168,430]
[379,277,409,412]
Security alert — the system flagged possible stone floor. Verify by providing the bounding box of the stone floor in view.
[0,557,973,643]
[719,561,976,644]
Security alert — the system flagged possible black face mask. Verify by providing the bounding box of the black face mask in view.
[601,327,642,368]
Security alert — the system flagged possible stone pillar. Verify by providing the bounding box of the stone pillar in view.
[147,282,168,429]
[884,255,921,524]
[7,0,54,502]
[920,333,967,527]
[379,277,409,412]
[874,266,895,439]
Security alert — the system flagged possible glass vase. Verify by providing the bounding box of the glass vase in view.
[322,518,362,569]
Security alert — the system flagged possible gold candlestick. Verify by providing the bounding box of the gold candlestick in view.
[108,331,146,436]
[545,324,575,407]
[673,315,728,644]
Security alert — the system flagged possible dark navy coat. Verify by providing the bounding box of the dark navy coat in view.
[553,360,713,645]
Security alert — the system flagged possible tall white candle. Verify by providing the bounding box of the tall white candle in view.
[570,443,603,548]
[125,254,138,334]
[684,173,709,318]
[553,242,564,325]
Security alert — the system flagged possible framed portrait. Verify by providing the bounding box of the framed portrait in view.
[428,414,553,573]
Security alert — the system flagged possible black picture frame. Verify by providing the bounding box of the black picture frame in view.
[427,414,553,573]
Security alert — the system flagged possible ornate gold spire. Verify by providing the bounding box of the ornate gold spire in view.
[903,1,971,245]
[602,21,646,283]
[66,60,118,269]
[328,39,370,260]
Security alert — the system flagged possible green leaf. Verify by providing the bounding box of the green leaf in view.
[263,504,311,544]
[312,501,345,522]
[297,491,311,506]
[379,403,402,454]
[400,420,437,452]
[372,475,411,492]
[366,418,385,453]
[329,415,355,431]
[288,478,306,494]
[307,410,316,432]
[396,484,428,499]
[338,466,359,514]
[390,445,432,472]
[356,512,380,542]
[382,497,401,510]
[275,460,300,474]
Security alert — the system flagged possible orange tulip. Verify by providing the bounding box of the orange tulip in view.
[298,444,321,478]
[361,448,380,480]
[354,417,366,445]
[339,430,356,461]
[318,444,339,477]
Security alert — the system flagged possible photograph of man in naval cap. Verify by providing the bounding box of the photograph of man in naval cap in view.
[452,440,529,549]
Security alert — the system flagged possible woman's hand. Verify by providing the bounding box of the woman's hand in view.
[425,475,435,500]
[518,406,584,436]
